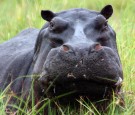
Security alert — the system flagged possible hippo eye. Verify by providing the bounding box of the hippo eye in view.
[104,21,108,28]
[49,21,55,30]
[102,21,108,31]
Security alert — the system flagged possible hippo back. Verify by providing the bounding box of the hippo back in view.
[0,28,39,89]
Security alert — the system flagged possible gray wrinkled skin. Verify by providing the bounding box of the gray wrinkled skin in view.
[0,28,39,91]
[0,5,123,110]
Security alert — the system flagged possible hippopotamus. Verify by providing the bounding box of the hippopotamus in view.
[0,5,123,112]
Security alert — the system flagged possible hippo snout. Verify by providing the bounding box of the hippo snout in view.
[40,42,122,87]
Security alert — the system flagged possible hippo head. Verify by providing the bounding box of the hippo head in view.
[33,5,123,100]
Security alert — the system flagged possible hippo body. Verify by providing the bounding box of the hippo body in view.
[0,5,123,111]
[0,28,39,90]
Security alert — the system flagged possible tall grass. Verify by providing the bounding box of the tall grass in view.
[0,0,135,114]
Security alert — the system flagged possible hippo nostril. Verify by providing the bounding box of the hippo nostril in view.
[94,43,103,51]
[62,45,70,52]
[90,43,103,53]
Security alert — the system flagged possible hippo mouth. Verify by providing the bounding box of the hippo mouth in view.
[39,46,123,97]
[39,73,122,99]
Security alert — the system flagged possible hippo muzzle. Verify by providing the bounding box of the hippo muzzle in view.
[42,43,121,83]
[38,42,122,97]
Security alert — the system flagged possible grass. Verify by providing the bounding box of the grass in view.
[0,0,135,114]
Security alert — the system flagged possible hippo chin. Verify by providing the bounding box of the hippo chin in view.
[0,5,123,112]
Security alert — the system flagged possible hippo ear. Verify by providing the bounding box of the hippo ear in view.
[41,10,56,21]
[100,5,113,19]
